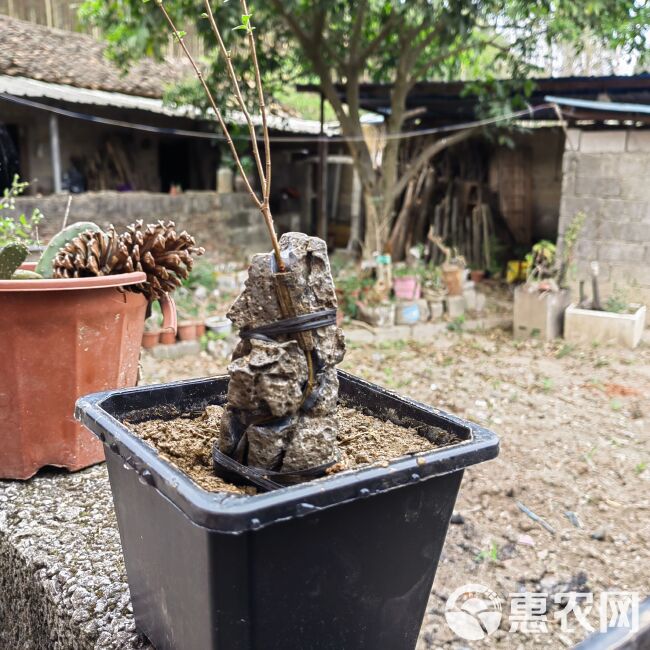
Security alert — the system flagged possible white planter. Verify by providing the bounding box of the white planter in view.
[513,286,571,341]
[564,304,646,349]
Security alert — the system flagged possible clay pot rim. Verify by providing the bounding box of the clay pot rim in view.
[0,263,147,293]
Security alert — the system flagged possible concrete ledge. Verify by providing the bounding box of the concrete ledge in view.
[0,466,149,649]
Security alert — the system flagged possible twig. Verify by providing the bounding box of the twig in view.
[339,431,367,446]
[61,194,72,230]
[202,0,266,193]
[241,0,272,204]
[153,0,284,270]
[516,501,556,535]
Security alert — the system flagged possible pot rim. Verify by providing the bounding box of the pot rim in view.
[76,370,500,533]
[0,263,147,292]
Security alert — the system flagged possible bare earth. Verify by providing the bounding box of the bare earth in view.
[140,326,650,649]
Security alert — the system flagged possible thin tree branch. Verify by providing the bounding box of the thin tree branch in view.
[203,0,266,195]
[155,2,259,207]
[359,10,401,61]
[154,0,285,270]
[241,0,272,204]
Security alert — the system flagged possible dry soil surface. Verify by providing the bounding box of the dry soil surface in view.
[140,326,650,649]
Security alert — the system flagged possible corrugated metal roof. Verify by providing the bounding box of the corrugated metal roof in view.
[545,95,650,116]
[0,74,336,135]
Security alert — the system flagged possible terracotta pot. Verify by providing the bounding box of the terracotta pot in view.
[195,322,206,337]
[470,270,485,284]
[142,329,161,349]
[0,268,150,480]
[160,330,177,345]
[442,266,465,296]
[177,320,198,341]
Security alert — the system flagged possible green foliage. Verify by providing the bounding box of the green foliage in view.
[35,222,102,278]
[80,1,649,121]
[447,314,465,332]
[475,541,499,564]
[183,259,217,292]
[0,175,42,248]
[603,285,632,314]
[525,239,557,281]
[0,242,29,279]
[558,211,587,287]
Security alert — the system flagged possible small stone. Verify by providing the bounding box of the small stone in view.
[450,512,465,525]
[591,526,610,541]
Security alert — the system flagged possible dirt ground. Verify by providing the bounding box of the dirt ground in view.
[140,325,650,649]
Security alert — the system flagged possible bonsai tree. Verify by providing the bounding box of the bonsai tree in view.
[147,0,345,481]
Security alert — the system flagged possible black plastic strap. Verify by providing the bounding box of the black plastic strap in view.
[240,309,337,342]
[213,447,337,492]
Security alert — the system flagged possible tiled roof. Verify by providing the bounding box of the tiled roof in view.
[0,14,187,98]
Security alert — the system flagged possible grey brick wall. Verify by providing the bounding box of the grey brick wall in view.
[13,190,271,258]
[558,129,650,307]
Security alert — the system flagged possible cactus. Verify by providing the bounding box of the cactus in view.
[0,242,29,279]
[11,269,43,280]
[35,222,102,278]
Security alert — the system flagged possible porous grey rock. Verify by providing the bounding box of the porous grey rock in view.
[0,465,150,650]
[220,232,345,472]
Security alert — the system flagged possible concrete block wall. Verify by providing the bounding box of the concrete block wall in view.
[558,128,650,308]
[13,190,271,257]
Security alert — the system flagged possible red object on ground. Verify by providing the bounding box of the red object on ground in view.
[0,267,150,479]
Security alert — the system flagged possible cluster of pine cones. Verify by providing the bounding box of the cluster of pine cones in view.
[53,220,204,301]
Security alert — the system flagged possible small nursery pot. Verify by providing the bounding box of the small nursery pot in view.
[177,320,198,341]
[470,270,485,284]
[76,371,499,650]
[205,316,233,337]
[141,329,161,349]
[160,330,177,345]
[393,275,421,300]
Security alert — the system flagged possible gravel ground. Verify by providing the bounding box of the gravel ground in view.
[141,325,650,649]
[1,324,647,649]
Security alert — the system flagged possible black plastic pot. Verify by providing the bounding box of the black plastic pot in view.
[76,371,499,650]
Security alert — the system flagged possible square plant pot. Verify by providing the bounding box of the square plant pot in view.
[564,303,646,349]
[76,371,499,650]
[513,286,571,341]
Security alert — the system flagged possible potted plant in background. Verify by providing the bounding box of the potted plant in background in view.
[392,263,421,300]
[427,227,466,296]
[75,4,499,650]
[564,264,646,348]
[0,211,202,479]
[513,212,585,341]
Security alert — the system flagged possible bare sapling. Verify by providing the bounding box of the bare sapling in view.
[152,0,344,483]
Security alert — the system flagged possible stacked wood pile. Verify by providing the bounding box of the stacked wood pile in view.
[389,138,532,270]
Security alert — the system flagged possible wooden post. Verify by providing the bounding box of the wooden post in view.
[316,92,328,243]
[49,114,62,194]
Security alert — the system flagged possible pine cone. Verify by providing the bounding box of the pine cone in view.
[53,226,125,278]
[53,221,204,301]
[119,220,204,301]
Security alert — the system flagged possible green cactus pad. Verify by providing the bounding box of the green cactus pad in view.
[11,269,43,280]
[0,242,29,279]
[35,221,102,278]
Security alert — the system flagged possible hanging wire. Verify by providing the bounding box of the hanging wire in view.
[0,91,556,144]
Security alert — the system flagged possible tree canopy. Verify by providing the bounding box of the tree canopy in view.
[80,0,649,254]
